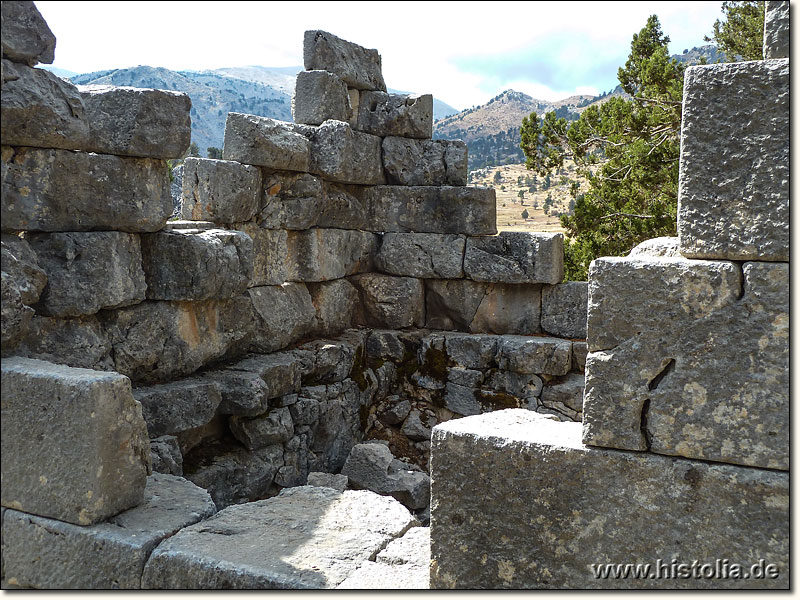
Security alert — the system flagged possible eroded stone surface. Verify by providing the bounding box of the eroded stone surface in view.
[464,232,563,284]
[376,233,465,279]
[1,1,56,66]
[342,443,430,510]
[306,120,384,185]
[304,30,386,91]
[1,232,46,305]
[233,223,287,287]
[382,137,467,186]
[308,278,359,335]
[286,229,377,282]
[764,1,790,59]
[293,70,351,125]
[350,274,424,329]
[249,283,316,353]
[180,158,261,224]
[223,113,310,171]
[134,378,222,438]
[357,92,432,138]
[541,281,588,339]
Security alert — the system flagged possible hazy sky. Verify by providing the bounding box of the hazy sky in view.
[36,1,725,110]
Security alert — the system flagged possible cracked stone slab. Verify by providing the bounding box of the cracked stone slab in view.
[541,281,588,339]
[464,231,563,284]
[1,1,56,66]
[141,486,417,589]
[430,410,789,589]
[583,260,788,470]
[2,474,216,589]
[356,92,432,138]
[222,112,310,171]
[382,137,467,186]
[285,228,377,282]
[678,59,788,261]
[305,120,385,185]
[376,233,465,279]
[180,158,261,224]
[303,30,386,91]
[292,70,351,125]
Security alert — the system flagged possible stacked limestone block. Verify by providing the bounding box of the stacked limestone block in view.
[429,3,789,589]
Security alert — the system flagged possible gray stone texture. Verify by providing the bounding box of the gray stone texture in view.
[18,314,113,370]
[1,1,55,65]
[678,59,789,261]
[430,410,789,589]
[101,296,254,384]
[356,92,433,138]
[583,259,788,470]
[1,269,32,353]
[293,70,351,125]
[572,341,588,373]
[365,186,496,235]
[306,472,348,492]
[2,474,216,589]
[304,30,386,91]
[180,157,261,224]
[382,137,467,186]
[308,278,359,335]
[248,283,316,352]
[306,120,385,185]
[286,228,377,282]
[495,335,572,376]
[133,378,222,438]
[350,273,424,329]
[140,229,252,301]
[1,146,172,233]
[150,435,183,476]
[222,112,310,171]
[337,560,429,590]
[541,281,588,339]
[342,443,430,510]
[1,232,46,305]
[376,233,465,279]
[628,236,680,258]
[27,231,146,317]
[464,231,563,284]
[205,369,272,417]
[1,357,150,525]
[230,407,294,450]
[226,351,303,399]
[232,223,287,287]
[764,1,790,59]
[540,372,585,417]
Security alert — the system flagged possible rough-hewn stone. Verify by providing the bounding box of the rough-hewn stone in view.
[308,278,359,335]
[306,472,348,492]
[1,1,55,66]
[306,120,384,185]
[142,486,416,589]
[1,271,32,353]
[540,372,584,415]
[230,407,294,450]
[430,410,789,589]
[286,229,377,282]
[19,314,113,370]
[141,229,252,301]
[628,236,680,258]
[222,112,310,171]
[1,357,150,525]
[27,231,146,317]
[232,223,287,287]
[2,474,216,589]
[339,527,431,589]
[1,146,172,233]
[342,443,430,510]
[678,60,789,261]
[541,281,588,339]
[764,1,790,59]
[464,232,563,284]
[150,435,183,476]
[293,70,351,125]
[376,233,465,279]
[495,335,572,376]
[304,30,386,91]
[583,260,788,470]
[1,232,46,305]
[133,378,222,438]
[180,158,261,224]
[205,369,272,417]
[350,273,424,329]
[356,92,432,138]
[365,186,496,235]
[225,351,303,400]
[382,137,467,186]
[248,283,316,352]
[571,341,587,373]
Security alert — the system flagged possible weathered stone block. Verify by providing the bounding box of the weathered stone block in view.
[295,333,363,385]
[205,368,271,417]
[1,357,150,525]
[27,231,146,317]
[365,186,496,235]
[292,70,351,125]
[248,283,316,353]
[338,560,429,590]
[226,351,303,399]
[306,472,348,492]
[180,157,261,224]
[1,232,46,305]
[286,228,377,282]
[133,378,222,438]
[678,59,789,261]
[101,296,254,384]
[1,1,55,65]
[382,137,467,186]
[0,271,32,353]
[541,281,588,339]
[1,146,172,233]
[465,231,563,284]
[304,30,386,91]
[150,435,183,476]
[350,273,424,329]
[143,486,416,589]
[540,372,584,415]
[306,120,385,185]
[2,474,216,589]
[356,91,432,138]
[233,223,287,287]
[764,1,789,59]
[230,407,294,450]
[376,233,465,279]
[572,340,587,372]
[141,229,253,301]
[223,112,310,171]
[430,410,789,589]
[583,260,788,470]
[308,278,359,335]
[19,314,113,370]
[495,335,572,376]
[628,236,680,258]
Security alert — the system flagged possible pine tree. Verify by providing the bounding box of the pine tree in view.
[705,1,765,61]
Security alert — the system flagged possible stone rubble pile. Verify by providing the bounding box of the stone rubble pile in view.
[1,5,589,589]
[429,1,789,589]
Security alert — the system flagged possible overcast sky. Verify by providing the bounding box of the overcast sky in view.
[36,1,725,110]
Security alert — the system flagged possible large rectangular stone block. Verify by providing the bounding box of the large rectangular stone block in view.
[1,357,150,525]
[356,92,432,138]
[464,232,563,284]
[365,186,496,235]
[2,474,216,589]
[233,223,287,287]
[222,112,310,171]
[1,1,56,66]
[133,378,222,438]
[382,137,467,186]
[1,146,172,233]
[180,157,261,224]
[27,231,146,317]
[306,120,385,185]
[292,70,351,125]
[350,273,424,329]
[678,59,789,261]
[286,228,377,282]
[541,281,588,339]
[764,1,789,59]
[248,283,316,353]
[430,410,789,589]
[304,30,386,91]
[140,229,253,301]
[583,258,788,470]
[376,233,465,279]
[18,313,113,371]
[308,278,359,335]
